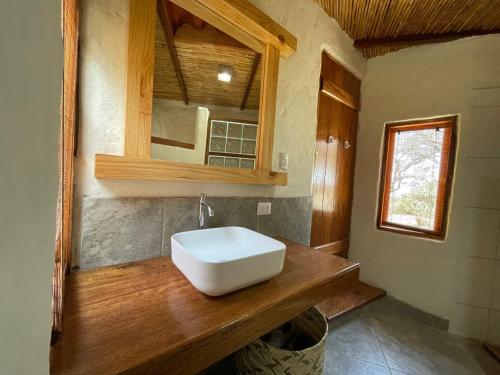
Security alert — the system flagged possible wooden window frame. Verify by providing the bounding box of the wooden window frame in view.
[52,0,79,345]
[94,0,297,186]
[377,116,457,240]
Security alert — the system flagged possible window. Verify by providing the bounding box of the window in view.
[377,116,457,239]
[206,119,258,169]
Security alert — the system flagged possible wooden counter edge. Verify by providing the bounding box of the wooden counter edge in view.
[123,265,360,375]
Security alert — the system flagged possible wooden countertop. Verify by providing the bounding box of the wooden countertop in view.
[50,239,359,375]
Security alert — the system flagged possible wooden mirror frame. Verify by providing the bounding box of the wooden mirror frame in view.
[95,0,297,185]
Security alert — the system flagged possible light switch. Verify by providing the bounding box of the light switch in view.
[257,202,272,216]
[279,152,289,171]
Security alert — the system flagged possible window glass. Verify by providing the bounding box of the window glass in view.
[387,128,444,230]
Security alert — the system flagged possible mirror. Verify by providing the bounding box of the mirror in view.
[151,1,261,170]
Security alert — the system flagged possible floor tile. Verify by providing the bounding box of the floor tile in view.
[389,369,409,375]
[461,340,500,375]
[324,350,391,375]
[327,297,500,375]
[327,315,387,366]
[372,314,490,375]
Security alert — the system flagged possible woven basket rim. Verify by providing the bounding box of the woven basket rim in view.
[254,307,328,354]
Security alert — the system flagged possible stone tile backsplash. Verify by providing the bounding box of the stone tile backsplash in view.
[80,196,312,269]
[162,198,199,257]
[80,198,164,269]
[258,197,312,246]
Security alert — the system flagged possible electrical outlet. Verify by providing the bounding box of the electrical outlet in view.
[257,202,272,216]
[279,152,289,171]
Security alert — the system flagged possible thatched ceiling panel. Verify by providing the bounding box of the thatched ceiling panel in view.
[314,0,500,57]
[153,19,261,109]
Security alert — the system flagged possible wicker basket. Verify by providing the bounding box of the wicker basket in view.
[235,307,328,375]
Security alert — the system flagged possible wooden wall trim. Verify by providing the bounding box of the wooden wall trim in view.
[320,52,360,102]
[174,0,297,57]
[124,0,156,159]
[256,44,279,171]
[52,0,79,345]
[208,0,297,56]
[61,0,79,275]
[171,0,264,53]
[321,78,359,111]
[151,136,195,149]
[95,154,287,185]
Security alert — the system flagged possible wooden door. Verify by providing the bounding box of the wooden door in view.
[310,53,360,253]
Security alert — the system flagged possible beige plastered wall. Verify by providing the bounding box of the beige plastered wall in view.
[351,35,500,342]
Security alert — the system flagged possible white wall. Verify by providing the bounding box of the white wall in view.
[74,0,365,263]
[0,1,62,374]
[152,99,209,164]
[153,99,199,144]
[351,35,500,342]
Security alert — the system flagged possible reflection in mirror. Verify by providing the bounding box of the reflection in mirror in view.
[152,0,261,169]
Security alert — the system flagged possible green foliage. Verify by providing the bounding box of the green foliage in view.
[392,180,437,226]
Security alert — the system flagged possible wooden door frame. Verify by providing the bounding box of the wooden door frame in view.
[310,52,360,253]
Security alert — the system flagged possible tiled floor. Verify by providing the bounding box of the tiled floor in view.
[324,297,500,375]
[204,297,500,374]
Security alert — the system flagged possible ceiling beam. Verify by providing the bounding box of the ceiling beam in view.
[354,28,500,49]
[157,0,189,105]
[175,23,251,50]
[240,54,261,110]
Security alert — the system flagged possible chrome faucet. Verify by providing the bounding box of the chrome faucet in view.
[199,193,215,228]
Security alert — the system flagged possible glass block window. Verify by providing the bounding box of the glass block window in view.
[208,120,257,169]
[208,156,255,169]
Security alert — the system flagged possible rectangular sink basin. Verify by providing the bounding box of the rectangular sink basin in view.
[171,227,286,296]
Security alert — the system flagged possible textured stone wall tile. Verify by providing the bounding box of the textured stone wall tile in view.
[80,196,312,268]
[162,198,198,256]
[258,197,312,246]
[80,198,163,269]
[206,197,259,230]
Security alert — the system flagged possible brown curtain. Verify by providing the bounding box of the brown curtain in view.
[51,0,79,345]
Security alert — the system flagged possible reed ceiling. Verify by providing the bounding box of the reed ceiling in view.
[314,0,500,57]
[153,4,261,110]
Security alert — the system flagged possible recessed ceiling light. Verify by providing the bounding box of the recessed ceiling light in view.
[218,66,232,82]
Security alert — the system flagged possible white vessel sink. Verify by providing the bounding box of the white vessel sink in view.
[171,226,286,296]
